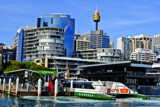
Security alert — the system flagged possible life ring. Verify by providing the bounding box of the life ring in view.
[112,89,115,92]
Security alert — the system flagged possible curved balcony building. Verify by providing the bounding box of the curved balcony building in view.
[37,13,75,56]
[16,26,65,62]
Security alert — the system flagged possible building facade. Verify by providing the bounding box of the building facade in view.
[75,37,90,51]
[13,26,65,62]
[110,41,114,49]
[117,37,131,60]
[154,34,160,45]
[82,30,110,49]
[37,13,75,56]
[71,48,121,62]
[154,34,160,59]
[0,44,15,72]
[154,45,160,57]
[132,34,153,52]
[130,48,156,62]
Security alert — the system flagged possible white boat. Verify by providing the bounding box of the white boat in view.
[64,78,149,100]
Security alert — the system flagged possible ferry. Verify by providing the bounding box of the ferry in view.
[64,78,149,100]
[105,81,149,99]
[64,78,115,100]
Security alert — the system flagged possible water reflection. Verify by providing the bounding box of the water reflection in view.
[0,93,160,107]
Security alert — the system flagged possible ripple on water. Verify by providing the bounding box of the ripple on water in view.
[1,93,160,107]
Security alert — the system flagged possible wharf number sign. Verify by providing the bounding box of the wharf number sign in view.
[38,70,58,74]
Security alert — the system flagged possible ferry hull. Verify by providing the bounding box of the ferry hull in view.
[112,94,149,100]
[74,92,115,100]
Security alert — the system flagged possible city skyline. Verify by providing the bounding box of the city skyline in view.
[1,0,160,47]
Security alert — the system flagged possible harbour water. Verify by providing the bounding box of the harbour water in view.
[1,93,160,107]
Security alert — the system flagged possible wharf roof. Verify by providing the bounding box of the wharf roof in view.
[43,56,106,63]
[78,61,131,69]
[130,63,152,68]
[4,69,38,74]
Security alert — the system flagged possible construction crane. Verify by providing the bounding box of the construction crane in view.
[75,31,80,37]
[64,21,71,32]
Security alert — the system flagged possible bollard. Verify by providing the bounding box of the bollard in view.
[8,78,11,95]
[0,79,1,90]
[54,79,58,97]
[38,79,42,96]
[70,80,73,92]
[3,78,6,94]
[16,78,19,97]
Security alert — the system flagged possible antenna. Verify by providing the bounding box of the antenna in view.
[96,4,98,11]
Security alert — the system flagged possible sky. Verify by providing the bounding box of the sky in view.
[1,0,160,48]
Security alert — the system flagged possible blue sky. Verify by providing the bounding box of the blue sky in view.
[1,0,160,48]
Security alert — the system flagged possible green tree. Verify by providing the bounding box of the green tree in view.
[2,60,50,73]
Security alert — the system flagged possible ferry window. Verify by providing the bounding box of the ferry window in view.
[82,85,84,89]
[84,84,94,89]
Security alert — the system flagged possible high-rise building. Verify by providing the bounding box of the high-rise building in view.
[72,48,121,62]
[154,34,160,45]
[130,48,156,63]
[0,43,15,64]
[110,41,114,49]
[37,13,75,56]
[75,36,90,51]
[117,37,131,60]
[154,34,160,58]
[82,30,110,49]
[132,34,153,52]
[13,26,65,62]
[154,45,160,57]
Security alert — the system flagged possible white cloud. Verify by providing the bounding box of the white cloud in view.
[114,17,160,25]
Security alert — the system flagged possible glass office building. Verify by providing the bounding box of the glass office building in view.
[37,13,75,56]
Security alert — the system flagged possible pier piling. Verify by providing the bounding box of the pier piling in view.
[16,78,19,97]
[70,80,73,92]
[8,78,11,95]
[54,79,58,97]
[3,78,5,94]
[0,79,1,90]
[38,79,42,96]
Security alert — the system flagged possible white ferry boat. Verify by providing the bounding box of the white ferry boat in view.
[64,78,149,100]
[64,78,115,100]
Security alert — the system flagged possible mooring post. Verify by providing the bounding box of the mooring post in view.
[0,79,1,90]
[8,78,11,95]
[16,78,19,97]
[70,80,73,92]
[3,78,6,94]
[38,79,42,96]
[54,79,58,97]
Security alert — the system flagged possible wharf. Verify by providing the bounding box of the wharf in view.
[0,77,73,97]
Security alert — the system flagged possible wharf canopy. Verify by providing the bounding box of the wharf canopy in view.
[34,57,105,76]
[4,69,43,83]
[77,61,131,83]
[77,61,160,86]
